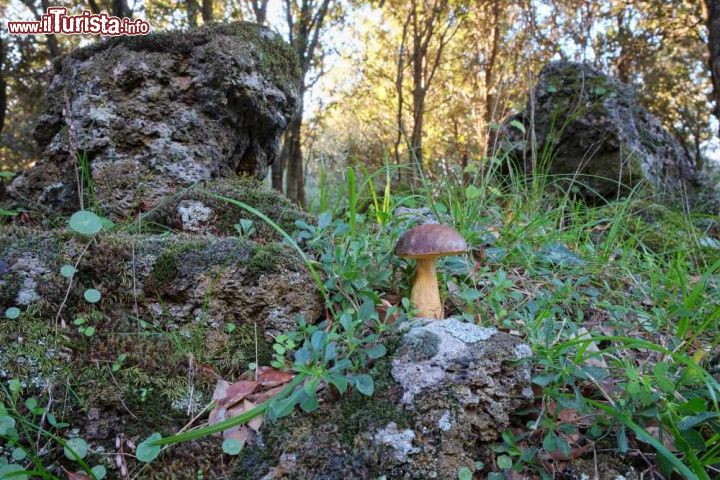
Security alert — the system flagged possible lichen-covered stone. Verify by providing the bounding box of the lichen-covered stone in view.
[500,61,710,208]
[5,22,301,220]
[255,319,532,479]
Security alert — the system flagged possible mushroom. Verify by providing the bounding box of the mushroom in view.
[395,224,467,319]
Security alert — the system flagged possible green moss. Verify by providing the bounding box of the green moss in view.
[144,177,312,241]
[151,241,205,284]
[0,314,71,387]
[70,22,300,95]
[247,242,299,279]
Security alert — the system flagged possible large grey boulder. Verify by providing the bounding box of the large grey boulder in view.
[500,61,702,204]
[6,23,300,219]
[254,319,532,479]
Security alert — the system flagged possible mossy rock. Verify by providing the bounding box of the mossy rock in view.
[69,22,301,97]
[499,61,702,207]
[0,225,322,478]
[143,177,312,240]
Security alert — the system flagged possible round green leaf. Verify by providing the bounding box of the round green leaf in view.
[457,467,472,480]
[222,438,244,455]
[63,437,89,460]
[84,289,101,304]
[497,454,512,469]
[91,465,107,479]
[11,448,26,461]
[136,433,162,463]
[84,326,96,337]
[0,416,16,435]
[69,210,103,236]
[5,307,20,319]
[60,265,77,278]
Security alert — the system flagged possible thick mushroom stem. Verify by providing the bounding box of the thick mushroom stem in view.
[411,257,443,319]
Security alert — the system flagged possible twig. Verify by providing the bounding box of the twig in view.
[54,237,95,330]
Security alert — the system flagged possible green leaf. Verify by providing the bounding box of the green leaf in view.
[328,375,348,395]
[300,392,319,412]
[354,374,374,396]
[91,465,107,479]
[510,119,526,134]
[317,211,332,229]
[679,412,719,431]
[10,449,26,461]
[63,437,89,460]
[294,347,311,365]
[365,344,387,359]
[0,464,28,480]
[465,185,481,200]
[546,84,558,93]
[136,433,162,463]
[69,210,103,236]
[60,265,77,278]
[222,438,244,455]
[47,413,69,428]
[4,308,20,320]
[84,289,102,304]
[8,379,20,393]
[358,300,376,321]
[0,415,17,435]
[497,454,512,469]
[84,326,96,337]
[24,398,37,411]
[457,467,472,480]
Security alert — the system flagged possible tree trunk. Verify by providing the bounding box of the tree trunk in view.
[0,36,6,137]
[252,0,269,24]
[202,0,214,23]
[38,0,60,58]
[285,114,305,206]
[272,131,289,192]
[186,0,199,27]
[706,0,720,136]
[410,40,425,182]
[112,0,132,18]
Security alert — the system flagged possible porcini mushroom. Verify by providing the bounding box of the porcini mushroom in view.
[395,224,467,319]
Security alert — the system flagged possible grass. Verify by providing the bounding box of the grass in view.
[303,158,720,479]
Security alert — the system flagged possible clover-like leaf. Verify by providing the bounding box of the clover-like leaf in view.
[69,210,103,236]
[84,289,101,304]
[60,265,77,278]
[136,433,162,463]
[222,438,244,455]
[63,437,89,461]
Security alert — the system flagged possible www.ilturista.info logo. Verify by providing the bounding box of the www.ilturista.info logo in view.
[7,7,151,36]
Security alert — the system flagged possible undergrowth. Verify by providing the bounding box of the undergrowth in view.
[2,155,720,479]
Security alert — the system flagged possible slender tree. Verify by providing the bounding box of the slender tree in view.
[705,0,720,137]
[274,0,336,205]
[387,0,462,181]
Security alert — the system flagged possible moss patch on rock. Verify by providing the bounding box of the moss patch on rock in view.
[70,22,300,96]
[144,177,312,241]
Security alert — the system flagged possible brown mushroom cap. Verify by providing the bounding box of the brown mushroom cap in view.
[395,224,467,259]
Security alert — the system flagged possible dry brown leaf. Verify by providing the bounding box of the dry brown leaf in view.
[544,443,592,462]
[256,367,294,388]
[219,380,259,408]
[247,384,287,404]
[223,424,250,443]
[643,426,678,452]
[63,468,93,480]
